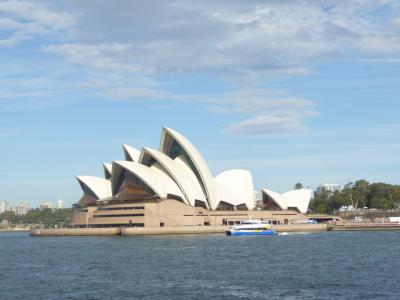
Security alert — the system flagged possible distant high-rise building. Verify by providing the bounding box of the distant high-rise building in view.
[16,202,30,215]
[0,200,11,213]
[56,199,64,209]
[40,202,53,210]
[316,184,342,195]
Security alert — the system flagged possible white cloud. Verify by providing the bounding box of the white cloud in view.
[80,72,169,100]
[45,43,145,72]
[3,0,400,134]
[355,58,400,64]
[393,18,400,29]
[46,0,400,75]
[201,89,316,134]
[225,114,308,134]
[0,0,74,47]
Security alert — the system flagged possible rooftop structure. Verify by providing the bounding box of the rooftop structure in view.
[261,189,312,214]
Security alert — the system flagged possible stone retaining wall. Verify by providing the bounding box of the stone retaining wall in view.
[29,228,121,236]
[29,223,328,236]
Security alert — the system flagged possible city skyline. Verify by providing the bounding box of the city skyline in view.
[0,199,64,213]
[1,1,400,207]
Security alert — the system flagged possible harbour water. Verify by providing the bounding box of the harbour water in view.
[1,231,400,299]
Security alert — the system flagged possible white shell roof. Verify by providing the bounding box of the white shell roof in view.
[216,182,239,206]
[139,147,206,206]
[103,162,112,179]
[112,160,183,200]
[215,169,255,210]
[149,162,185,200]
[160,127,218,209]
[76,176,112,199]
[174,156,209,208]
[261,188,312,213]
[76,127,311,213]
[283,189,312,214]
[122,144,141,162]
[261,188,288,210]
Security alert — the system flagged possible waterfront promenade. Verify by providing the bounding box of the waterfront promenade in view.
[28,222,400,236]
[29,224,327,236]
[328,222,400,231]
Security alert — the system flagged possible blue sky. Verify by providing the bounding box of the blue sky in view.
[0,0,399,207]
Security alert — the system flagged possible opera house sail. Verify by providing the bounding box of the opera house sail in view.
[72,127,312,227]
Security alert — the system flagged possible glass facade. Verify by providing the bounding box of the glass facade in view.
[104,168,112,180]
[194,200,208,209]
[216,201,235,211]
[115,169,158,201]
[78,181,98,199]
[140,154,156,167]
[78,180,99,206]
[97,206,145,211]
[262,194,282,211]
[93,214,144,218]
[124,149,134,161]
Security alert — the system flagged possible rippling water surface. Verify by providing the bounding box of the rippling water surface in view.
[1,231,400,299]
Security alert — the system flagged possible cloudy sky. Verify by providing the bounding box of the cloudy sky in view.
[1,0,399,207]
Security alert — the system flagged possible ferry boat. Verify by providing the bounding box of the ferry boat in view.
[225,220,277,236]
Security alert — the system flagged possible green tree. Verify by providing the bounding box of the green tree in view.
[294,182,304,190]
[21,208,73,227]
[22,209,41,224]
[352,179,370,209]
[391,186,400,207]
[331,190,349,211]
[368,183,393,209]
[310,190,333,213]
[0,211,19,223]
[309,196,329,213]
[310,180,400,214]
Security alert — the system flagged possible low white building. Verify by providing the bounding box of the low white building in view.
[40,202,53,210]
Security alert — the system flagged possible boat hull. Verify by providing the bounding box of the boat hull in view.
[226,229,277,236]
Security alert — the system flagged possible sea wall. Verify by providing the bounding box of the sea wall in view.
[121,225,228,235]
[29,223,328,236]
[274,224,327,232]
[29,228,120,236]
[328,222,400,231]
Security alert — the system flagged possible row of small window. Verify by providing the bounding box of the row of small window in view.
[237,227,269,231]
[97,206,145,211]
[93,214,145,218]
[73,224,144,228]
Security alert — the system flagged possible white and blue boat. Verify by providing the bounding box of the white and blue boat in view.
[225,220,277,236]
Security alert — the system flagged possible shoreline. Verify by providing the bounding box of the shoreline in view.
[27,222,400,236]
[29,224,327,236]
[328,222,400,231]
[0,228,30,232]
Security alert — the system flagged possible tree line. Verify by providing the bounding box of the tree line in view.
[0,208,73,227]
[310,179,400,214]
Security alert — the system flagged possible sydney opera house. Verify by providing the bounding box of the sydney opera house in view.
[71,127,312,228]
